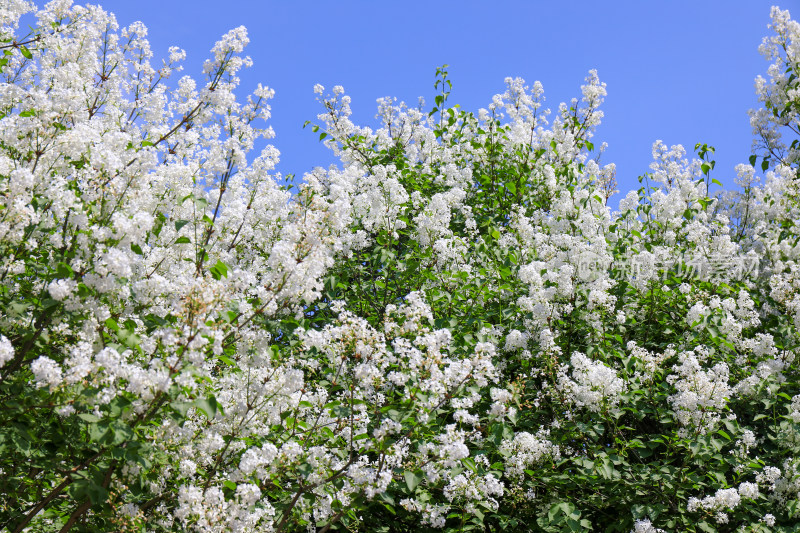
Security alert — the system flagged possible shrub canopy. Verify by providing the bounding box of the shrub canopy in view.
[2,2,800,532]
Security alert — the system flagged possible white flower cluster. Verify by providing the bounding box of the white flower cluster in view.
[686,482,762,526]
[0,335,13,367]
[630,518,665,533]
[687,488,740,524]
[558,351,625,412]
[499,429,560,480]
[667,349,731,435]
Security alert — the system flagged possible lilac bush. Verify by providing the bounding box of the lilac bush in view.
[2,2,800,532]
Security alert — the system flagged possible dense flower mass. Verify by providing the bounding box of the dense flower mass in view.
[2,2,800,532]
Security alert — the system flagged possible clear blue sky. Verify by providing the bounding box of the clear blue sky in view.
[100,0,784,202]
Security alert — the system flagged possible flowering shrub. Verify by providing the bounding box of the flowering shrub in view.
[2,1,800,532]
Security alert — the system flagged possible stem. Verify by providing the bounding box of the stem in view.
[58,500,92,533]
[9,449,105,533]
[58,460,117,533]
[318,510,346,533]
[10,477,72,533]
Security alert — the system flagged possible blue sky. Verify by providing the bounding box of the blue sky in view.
[101,0,783,202]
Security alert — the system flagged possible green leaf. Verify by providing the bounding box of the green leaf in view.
[19,45,32,59]
[218,354,236,366]
[67,479,90,501]
[597,458,615,479]
[86,483,109,505]
[210,260,229,280]
[170,401,193,417]
[108,396,131,417]
[195,396,220,419]
[404,470,423,492]
[174,219,189,231]
[175,236,191,244]
[117,328,140,348]
[787,499,800,518]
[88,421,110,442]
[56,262,73,279]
